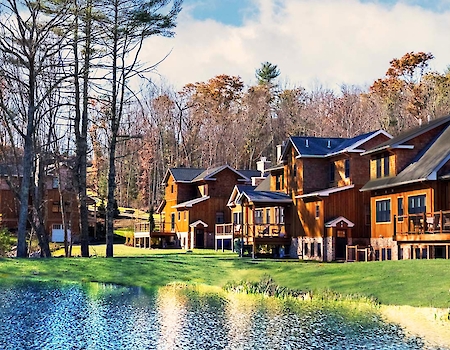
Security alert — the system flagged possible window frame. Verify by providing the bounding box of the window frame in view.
[375,199,391,223]
[344,159,350,179]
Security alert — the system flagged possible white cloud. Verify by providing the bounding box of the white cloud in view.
[140,0,450,91]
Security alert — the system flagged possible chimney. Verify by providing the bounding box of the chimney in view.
[256,156,271,176]
[276,144,283,164]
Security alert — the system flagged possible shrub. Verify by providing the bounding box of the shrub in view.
[0,228,14,257]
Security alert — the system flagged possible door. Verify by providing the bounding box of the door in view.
[195,228,205,248]
[335,229,347,260]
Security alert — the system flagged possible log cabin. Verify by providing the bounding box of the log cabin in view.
[361,115,450,260]
[0,161,89,243]
[156,165,260,249]
[222,130,391,260]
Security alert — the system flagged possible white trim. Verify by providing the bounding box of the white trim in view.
[296,184,355,199]
[324,216,355,228]
[172,196,210,209]
[189,220,208,228]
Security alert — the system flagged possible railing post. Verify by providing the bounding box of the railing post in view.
[393,215,396,240]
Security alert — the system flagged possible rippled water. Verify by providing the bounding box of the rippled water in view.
[0,282,441,350]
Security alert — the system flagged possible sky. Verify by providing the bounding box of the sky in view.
[141,0,450,91]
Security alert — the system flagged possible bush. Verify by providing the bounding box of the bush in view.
[0,228,14,257]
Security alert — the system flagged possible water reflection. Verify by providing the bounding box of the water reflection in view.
[0,281,440,349]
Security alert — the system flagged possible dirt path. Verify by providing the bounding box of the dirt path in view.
[381,305,450,348]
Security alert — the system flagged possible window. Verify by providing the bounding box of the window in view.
[233,212,242,225]
[293,163,297,177]
[255,209,263,224]
[171,185,174,193]
[329,162,335,183]
[52,177,59,189]
[408,195,426,214]
[376,158,382,178]
[184,211,187,221]
[365,205,371,226]
[275,207,285,224]
[304,242,308,256]
[383,154,390,176]
[171,213,175,231]
[276,174,282,190]
[344,159,350,178]
[315,204,320,219]
[216,211,224,224]
[317,243,322,258]
[265,209,270,224]
[310,242,315,256]
[178,211,181,221]
[52,202,61,213]
[375,199,391,223]
[397,197,404,222]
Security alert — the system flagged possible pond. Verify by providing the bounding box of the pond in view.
[0,281,439,349]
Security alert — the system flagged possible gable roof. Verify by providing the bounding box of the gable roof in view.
[227,184,256,207]
[163,165,258,185]
[325,216,355,228]
[282,130,391,160]
[361,123,450,191]
[362,115,450,156]
[162,168,205,184]
[237,188,292,206]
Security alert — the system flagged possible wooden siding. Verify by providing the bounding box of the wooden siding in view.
[371,185,434,238]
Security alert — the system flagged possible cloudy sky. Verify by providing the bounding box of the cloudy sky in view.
[142,0,450,91]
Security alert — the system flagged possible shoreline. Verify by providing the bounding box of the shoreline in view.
[381,305,450,348]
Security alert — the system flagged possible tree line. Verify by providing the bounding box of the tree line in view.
[1,1,449,259]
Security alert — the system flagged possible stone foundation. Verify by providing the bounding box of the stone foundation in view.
[370,237,398,260]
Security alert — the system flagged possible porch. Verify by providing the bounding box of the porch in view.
[395,210,450,242]
[132,221,178,248]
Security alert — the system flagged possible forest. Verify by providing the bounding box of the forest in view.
[1,0,450,257]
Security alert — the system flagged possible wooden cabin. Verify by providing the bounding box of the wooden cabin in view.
[361,115,450,260]
[281,131,392,261]
[0,162,85,243]
[224,179,292,257]
[156,165,259,249]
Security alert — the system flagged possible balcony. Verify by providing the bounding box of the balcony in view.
[395,211,450,242]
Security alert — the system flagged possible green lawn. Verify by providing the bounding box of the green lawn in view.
[1,246,449,308]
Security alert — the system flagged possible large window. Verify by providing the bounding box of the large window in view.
[408,195,426,214]
[376,199,391,223]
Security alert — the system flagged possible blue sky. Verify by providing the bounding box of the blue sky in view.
[184,0,450,25]
[142,0,450,91]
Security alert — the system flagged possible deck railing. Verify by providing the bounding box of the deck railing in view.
[215,223,289,239]
[396,210,450,235]
[134,221,162,233]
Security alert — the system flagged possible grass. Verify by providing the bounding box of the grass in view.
[1,245,449,308]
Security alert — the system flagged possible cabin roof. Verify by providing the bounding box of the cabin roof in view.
[237,188,292,205]
[362,115,450,156]
[282,130,390,159]
[296,184,355,199]
[361,123,450,191]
